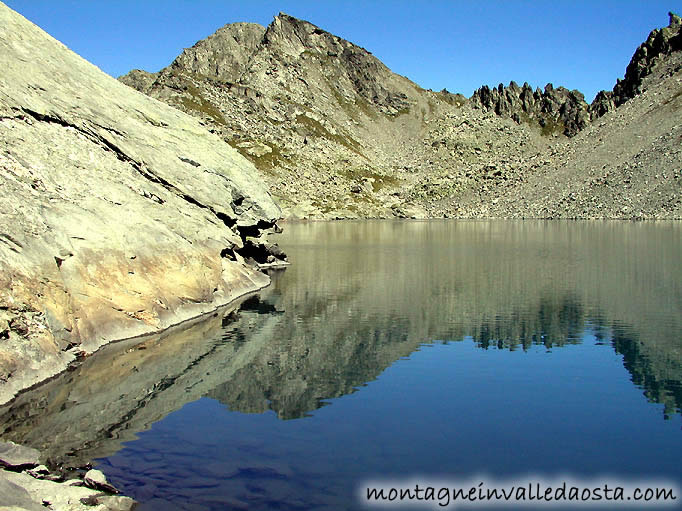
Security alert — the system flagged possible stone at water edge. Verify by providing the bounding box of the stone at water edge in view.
[26,464,50,479]
[84,468,119,493]
[0,441,40,469]
[95,495,138,511]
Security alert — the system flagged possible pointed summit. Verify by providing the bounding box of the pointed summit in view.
[262,11,342,58]
[169,21,265,82]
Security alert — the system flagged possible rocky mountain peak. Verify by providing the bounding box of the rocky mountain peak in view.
[241,12,411,114]
[169,21,265,82]
[671,11,682,26]
[470,81,589,137]
[590,10,682,117]
[614,10,682,103]
[263,12,342,56]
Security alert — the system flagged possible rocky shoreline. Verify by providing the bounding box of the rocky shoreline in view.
[1,441,136,511]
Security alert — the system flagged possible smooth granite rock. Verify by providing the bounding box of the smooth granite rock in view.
[0,1,283,405]
[0,441,40,469]
[0,471,45,510]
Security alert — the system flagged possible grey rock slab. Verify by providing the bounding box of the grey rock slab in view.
[95,495,137,511]
[0,441,40,469]
[0,471,44,510]
[0,2,282,405]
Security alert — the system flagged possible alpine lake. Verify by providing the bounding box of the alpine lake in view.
[1,220,680,510]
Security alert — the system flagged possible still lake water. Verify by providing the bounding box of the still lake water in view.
[1,220,680,510]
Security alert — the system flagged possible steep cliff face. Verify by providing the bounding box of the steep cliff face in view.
[0,2,285,405]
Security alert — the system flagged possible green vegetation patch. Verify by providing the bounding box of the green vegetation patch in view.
[295,114,364,156]
[662,87,682,110]
[338,166,402,192]
[513,110,566,138]
[178,83,227,126]
[388,106,411,119]
[227,139,287,175]
[539,116,565,137]
[435,91,468,108]
[329,87,360,119]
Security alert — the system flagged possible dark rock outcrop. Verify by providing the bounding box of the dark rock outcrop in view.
[467,12,682,134]
[470,81,590,137]
[590,11,682,118]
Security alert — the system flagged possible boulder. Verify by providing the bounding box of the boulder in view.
[0,441,40,469]
[83,469,118,493]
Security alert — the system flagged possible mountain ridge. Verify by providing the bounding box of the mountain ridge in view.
[120,11,681,220]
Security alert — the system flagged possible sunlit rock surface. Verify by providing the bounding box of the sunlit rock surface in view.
[0,2,283,404]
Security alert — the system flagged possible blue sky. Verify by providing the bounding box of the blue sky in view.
[5,1,681,102]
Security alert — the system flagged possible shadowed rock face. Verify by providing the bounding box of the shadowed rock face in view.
[0,2,284,404]
[470,81,590,137]
[592,12,682,117]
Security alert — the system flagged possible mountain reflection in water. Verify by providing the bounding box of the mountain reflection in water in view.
[0,220,680,510]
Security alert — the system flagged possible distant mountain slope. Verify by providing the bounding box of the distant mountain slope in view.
[121,12,682,220]
[457,13,682,219]
[120,13,564,219]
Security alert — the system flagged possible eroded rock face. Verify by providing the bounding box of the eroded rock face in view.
[170,22,265,83]
[590,11,682,118]
[470,81,590,137]
[0,2,284,404]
